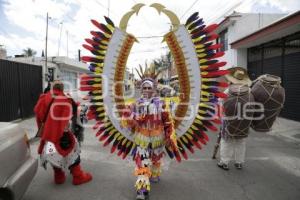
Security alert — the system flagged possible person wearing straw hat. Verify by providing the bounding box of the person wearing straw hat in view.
[217,67,252,170]
[224,67,252,87]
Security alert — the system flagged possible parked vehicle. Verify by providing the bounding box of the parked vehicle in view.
[0,122,38,200]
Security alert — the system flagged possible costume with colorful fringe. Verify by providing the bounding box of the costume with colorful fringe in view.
[121,96,176,192]
[80,3,229,198]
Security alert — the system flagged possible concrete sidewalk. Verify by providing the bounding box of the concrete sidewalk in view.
[267,117,300,143]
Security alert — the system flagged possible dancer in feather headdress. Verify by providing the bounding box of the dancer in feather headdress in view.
[121,63,178,199]
[81,4,229,199]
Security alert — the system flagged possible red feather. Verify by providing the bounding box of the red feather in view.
[181,150,188,160]
[202,70,229,78]
[117,147,123,156]
[174,150,182,162]
[192,139,202,149]
[201,131,209,141]
[205,125,218,132]
[203,24,218,33]
[187,145,195,154]
[209,52,225,60]
[103,139,111,146]
[91,19,102,29]
[81,56,93,62]
[99,132,109,141]
[85,38,99,46]
[212,119,222,124]
[80,73,92,80]
[96,128,105,137]
[218,82,229,87]
[90,31,109,40]
[199,138,207,145]
[215,92,228,99]
[207,34,219,41]
[82,44,94,52]
[207,43,222,50]
[111,144,118,153]
[81,56,103,63]
[93,121,102,130]
[203,61,227,71]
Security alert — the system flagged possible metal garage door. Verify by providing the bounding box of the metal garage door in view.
[247,33,300,121]
[281,52,300,121]
[0,60,43,121]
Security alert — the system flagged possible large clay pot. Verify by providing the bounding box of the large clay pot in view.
[223,84,255,138]
[251,74,285,132]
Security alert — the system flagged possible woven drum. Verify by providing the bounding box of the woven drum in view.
[251,74,285,132]
[223,84,255,138]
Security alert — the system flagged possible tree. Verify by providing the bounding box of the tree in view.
[23,48,37,57]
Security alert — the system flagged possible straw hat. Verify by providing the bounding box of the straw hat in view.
[225,67,252,86]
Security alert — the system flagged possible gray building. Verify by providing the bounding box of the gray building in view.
[7,56,89,99]
[216,11,300,121]
[215,12,285,68]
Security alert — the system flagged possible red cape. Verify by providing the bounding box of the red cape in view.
[34,90,74,155]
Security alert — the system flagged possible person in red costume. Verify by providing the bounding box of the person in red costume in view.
[34,80,92,185]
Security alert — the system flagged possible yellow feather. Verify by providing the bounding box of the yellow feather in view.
[196,48,205,53]
[187,128,193,135]
[196,115,205,121]
[93,78,102,82]
[96,107,105,112]
[195,44,205,48]
[198,109,206,114]
[199,59,208,64]
[194,119,203,125]
[114,132,121,139]
[92,84,101,88]
[96,55,105,59]
[181,136,188,144]
[198,53,207,58]
[122,138,127,145]
[201,90,209,96]
[185,133,193,140]
[192,37,203,43]
[94,102,104,106]
[126,141,132,147]
[117,135,124,141]
[201,84,209,89]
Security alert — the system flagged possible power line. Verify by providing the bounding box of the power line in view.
[136,35,164,39]
[131,0,153,30]
[180,0,199,20]
[94,0,118,17]
[206,0,243,24]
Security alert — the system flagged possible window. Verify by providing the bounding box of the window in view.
[218,29,228,52]
[60,69,77,91]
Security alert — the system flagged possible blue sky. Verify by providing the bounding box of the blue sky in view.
[0,0,299,68]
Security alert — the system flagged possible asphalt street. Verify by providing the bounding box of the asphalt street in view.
[23,124,300,200]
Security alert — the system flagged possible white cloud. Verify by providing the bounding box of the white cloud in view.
[1,0,299,70]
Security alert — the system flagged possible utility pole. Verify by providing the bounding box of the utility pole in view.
[66,30,69,57]
[108,0,110,17]
[45,12,49,82]
[57,21,63,56]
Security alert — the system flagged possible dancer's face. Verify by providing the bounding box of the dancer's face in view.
[142,82,154,99]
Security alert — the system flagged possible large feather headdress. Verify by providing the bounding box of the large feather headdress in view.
[136,62,161,86]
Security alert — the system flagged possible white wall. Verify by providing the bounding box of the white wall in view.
[228,13,285,43]
[223,13,285,68]
[236,48,247,67]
